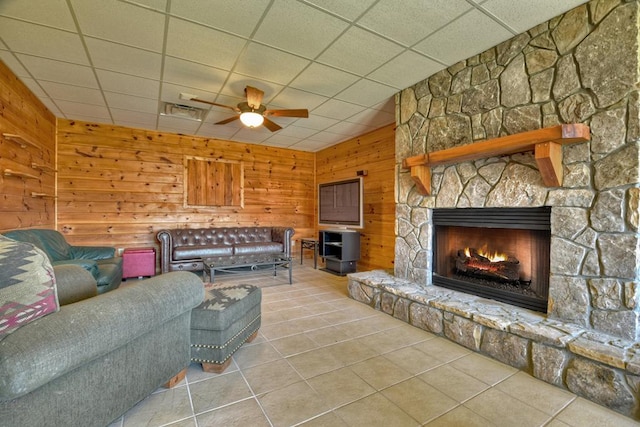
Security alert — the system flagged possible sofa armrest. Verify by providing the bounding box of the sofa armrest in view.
[0,271,204,401]
[271,227,295,258]
[53,264,98,305]
[156,230,173,274]
[69,245,115,260]
[52,259,99,279]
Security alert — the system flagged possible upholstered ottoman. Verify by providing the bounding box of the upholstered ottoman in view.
[190,283,261,373]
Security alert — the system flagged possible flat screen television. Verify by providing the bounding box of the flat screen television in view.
[318,177,364,229]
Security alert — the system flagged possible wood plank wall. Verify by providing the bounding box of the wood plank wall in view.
[0,60,56,232]
[315,124,396,272]
[56,119,316,257]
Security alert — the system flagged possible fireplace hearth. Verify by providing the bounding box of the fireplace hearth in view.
[432,207,551,312]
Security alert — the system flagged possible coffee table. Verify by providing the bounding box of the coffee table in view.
[202,253,292,284]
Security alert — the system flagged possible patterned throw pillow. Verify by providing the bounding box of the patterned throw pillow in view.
[0,235,59,341]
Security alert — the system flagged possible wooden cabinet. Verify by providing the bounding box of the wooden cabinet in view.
[319,230,360,275]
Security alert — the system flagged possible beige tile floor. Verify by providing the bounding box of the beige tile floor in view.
[110,261,640,427]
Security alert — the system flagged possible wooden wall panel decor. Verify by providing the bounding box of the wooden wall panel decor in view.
[56,119,316,261]
[0,60,56,232]
[315,124,396,272]
[184,156,243,208]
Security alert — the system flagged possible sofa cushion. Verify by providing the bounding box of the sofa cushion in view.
[233,242,283,255]
[0,235,59,341]
[173,245,233,260]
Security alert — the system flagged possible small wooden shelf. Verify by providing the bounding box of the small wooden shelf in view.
[31,162,57,173]
[31,192,57,199]
[3,169,40,180]
[2,133,39,149]
[402,124,590,195]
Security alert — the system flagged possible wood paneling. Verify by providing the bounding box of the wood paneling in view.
[56,120,316,256]
[315,124,396,271]
[0,60,56,232]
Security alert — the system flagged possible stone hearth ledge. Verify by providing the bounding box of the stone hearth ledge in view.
[348,270,640,419]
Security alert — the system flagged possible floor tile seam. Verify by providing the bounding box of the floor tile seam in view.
[190,395,265,421]
[232,368,276,426]
[461,386,557,425]
[335,389,424,426]
[289,409,339,427]
[424,405,498,426]
[491,374,580,419]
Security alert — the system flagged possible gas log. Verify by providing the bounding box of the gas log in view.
[455,248,520,282]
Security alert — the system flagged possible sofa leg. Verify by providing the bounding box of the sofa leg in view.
[202,359,231,374]
[246,330,258,343]
[164,368,187,388]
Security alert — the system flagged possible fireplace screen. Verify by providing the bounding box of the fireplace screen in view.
[432,208,550,312]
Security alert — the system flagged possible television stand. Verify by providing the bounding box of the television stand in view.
[319,230,360,275]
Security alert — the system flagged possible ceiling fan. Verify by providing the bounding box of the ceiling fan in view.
[181,86,309,132]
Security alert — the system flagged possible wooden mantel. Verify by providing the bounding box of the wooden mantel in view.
[402,124,591,195]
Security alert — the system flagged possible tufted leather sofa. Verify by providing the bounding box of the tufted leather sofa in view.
[156,227,295,274]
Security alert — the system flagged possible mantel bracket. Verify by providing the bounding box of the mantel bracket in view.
[402,124,590,195]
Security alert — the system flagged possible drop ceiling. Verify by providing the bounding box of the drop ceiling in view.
[0,0,587,152]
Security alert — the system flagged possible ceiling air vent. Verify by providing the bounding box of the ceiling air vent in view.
[161,102,207,121]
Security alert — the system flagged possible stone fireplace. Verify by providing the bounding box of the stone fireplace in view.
[432,207,550,313]
[349,0,640,420]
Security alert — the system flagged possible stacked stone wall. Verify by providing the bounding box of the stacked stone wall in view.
[395,0,640,341]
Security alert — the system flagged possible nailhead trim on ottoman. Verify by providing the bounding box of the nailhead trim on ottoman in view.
[190,283,261,373]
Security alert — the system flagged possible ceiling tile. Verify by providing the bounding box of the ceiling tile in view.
[0,0,76,31]
[481,0,588,33]
[326,121,374,136]
[39,81,105,105]
[39,98,63,116]
[289,139,333,151]
[122,0,167,13]
[55,100,111,119]
[96,69,160,99]
[312,99,365,120]
[269,87,328,111]
[289,62,359,97]
[292,114,339,131]
[220,74,285,105]
[20,78,46,98]
[0,50,28,77]
[369,51,444,89]
[334,79,397,107]
[166,18,247,69]
[234,42,310,85]
[104,92,158,113]
[357,0,472,47]
[160,82,218,110]
[196,122,240,139]
[170,0,271,37]
[110,108,158,126]
[303,0,376,21]
[264,134,300,147]
[304,131,346,144]
[317,26,404,75]
[17,55,98,87]
[347,107,395,127]
[202,110,238,125]
[232,127,272,143]
[0,17,89,65]
[157,115,201,133]
[275,125,319,139]
[254,0,348,58]
[372,97,396,113]
[163,56,228,93]
[85,37,162,79]
[71,0,166,52]
[413,9,513,65]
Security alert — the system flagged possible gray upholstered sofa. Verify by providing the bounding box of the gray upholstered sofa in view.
[2,228,123,293]
[0,235,204,427]
[157,227,295,274]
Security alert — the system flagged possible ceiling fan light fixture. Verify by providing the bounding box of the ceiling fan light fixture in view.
[240,111,264,128]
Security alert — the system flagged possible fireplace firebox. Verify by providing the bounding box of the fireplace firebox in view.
[432,207,551,312]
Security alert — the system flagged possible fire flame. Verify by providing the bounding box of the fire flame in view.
[464,245,508,262]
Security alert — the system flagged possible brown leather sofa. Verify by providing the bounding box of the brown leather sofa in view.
[156,227,295,274]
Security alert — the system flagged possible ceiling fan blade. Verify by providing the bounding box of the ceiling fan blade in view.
[190,98,239,112]
[264,108,309,118]
[215,115,240,125]
[262,117,282,132]
[245,86,264,109]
